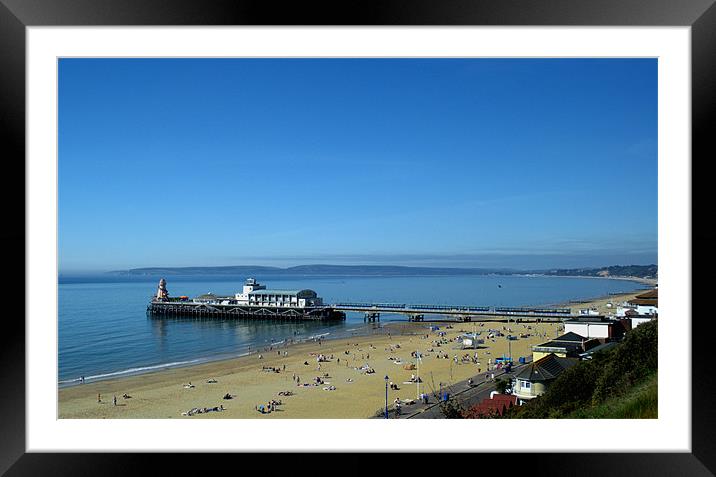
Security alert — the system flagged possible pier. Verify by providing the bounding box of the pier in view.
[332,303,575,322]
[146,278,579,323]
[147,300,576,323]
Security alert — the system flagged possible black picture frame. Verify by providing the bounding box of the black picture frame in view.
[2,0,713,473]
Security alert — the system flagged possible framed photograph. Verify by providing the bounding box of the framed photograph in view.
[4,0,714,472]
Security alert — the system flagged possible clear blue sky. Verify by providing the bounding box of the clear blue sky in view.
[58,58,657,272]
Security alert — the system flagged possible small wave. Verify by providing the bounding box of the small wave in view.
[59,358,216,387]
[91,359,205,380]
[307,332,330,340]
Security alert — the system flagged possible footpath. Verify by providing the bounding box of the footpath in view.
[378,357,534,419]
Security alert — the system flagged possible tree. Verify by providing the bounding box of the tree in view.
[495,377,511,394]
[439,397,464,419]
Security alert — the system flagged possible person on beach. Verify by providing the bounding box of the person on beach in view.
[112,395,117,406]
[97,393,101,403]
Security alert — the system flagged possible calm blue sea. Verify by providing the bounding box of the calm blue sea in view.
[58,274,648,385]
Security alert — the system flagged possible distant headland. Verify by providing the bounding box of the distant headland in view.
[107,264,658,279]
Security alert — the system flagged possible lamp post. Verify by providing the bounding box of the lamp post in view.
[384,375,390,419]
[416,351,421,401]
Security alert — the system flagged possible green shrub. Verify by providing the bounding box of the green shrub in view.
[507,319,657,419]
[592,320,657,403]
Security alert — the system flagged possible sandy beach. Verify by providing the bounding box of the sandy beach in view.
[58,291,643,419]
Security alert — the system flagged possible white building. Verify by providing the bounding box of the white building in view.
[564,318,626,340]
[627,289,658,316]
[235,278,323,308]
[234,277,266,302]
[631,315,656,328]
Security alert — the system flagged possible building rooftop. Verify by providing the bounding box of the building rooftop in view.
[514,354,578,382]
[195,293,231,300]
[248,289,318,297]
[579,341,618,357]
[552,331,587,343]
[249,289,301,295]
[563,317,614,324]
[635,289,658,299]
[533,340,580,350]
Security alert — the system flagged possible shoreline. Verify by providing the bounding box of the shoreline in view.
[58,321,388,389]
[541,274,657,286]
[59,278,653,389]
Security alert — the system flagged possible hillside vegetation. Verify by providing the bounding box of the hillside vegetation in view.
[542,264,657,279]
[507,319,658,418]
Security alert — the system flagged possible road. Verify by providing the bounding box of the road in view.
[376,357,533,419]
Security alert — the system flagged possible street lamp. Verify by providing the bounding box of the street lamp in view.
[384,375,389,419]
[416,351,421,401]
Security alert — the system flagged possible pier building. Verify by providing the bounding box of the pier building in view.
[148,278,342,321]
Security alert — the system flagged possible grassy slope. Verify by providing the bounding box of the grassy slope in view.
[566,372,657,419]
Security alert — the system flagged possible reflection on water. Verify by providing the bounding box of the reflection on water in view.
[149,314,348,343]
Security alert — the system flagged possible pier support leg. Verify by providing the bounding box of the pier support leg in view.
[364,312,380,322]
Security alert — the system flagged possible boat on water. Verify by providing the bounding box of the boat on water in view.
[147,278,346,321]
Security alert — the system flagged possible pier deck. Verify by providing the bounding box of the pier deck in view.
[148,300,578,323]
[147,301,345,320]
[332,303,575,322]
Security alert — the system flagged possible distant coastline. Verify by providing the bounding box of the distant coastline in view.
[106,263,658,281]
[535,274,657,286]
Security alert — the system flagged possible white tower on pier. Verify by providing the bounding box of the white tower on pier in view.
[156,278,169,300]
[235,277,266,302]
